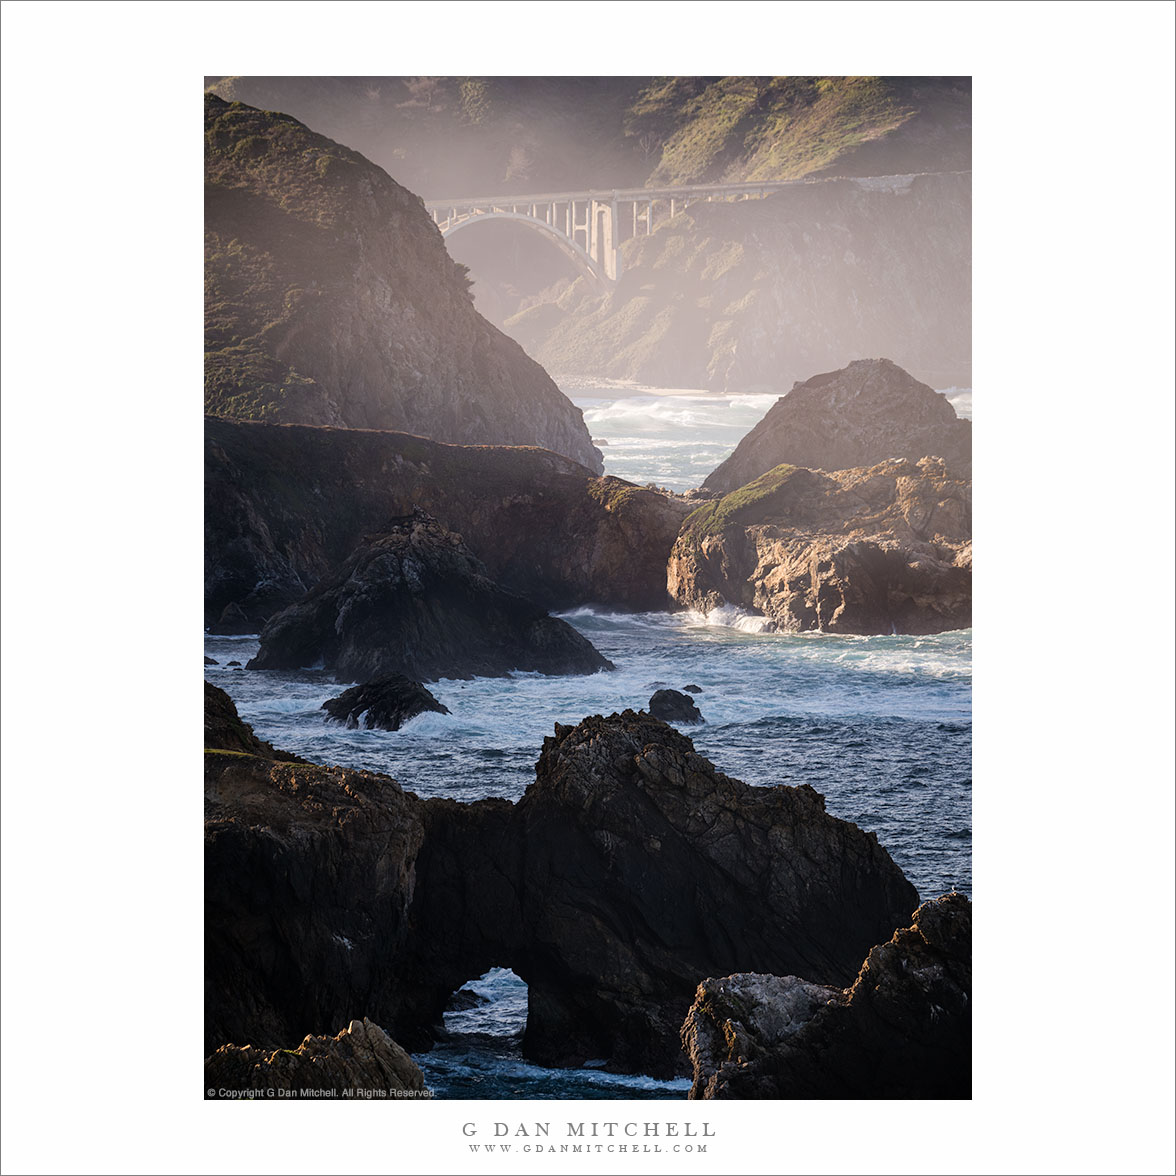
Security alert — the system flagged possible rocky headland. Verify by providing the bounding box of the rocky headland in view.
[205,689,918,1076]
[247,509,613,681]
[206,1017,425,1099]
[668,457,971,635]
[204,94,600,470]
[704,357,971,493]
[682,892,971,1098]
[205,417,690,631]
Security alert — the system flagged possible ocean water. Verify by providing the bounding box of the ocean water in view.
[566,378,973,491]
[205,618,971,900]
[565,379,780,492]
[205,613,970,1098]
[206,382,971,1098]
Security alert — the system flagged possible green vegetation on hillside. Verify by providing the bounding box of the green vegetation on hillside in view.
[626,76,953,185]
[205,76,970,196]
[682,464,801,538]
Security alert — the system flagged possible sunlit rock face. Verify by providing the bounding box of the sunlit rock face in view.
[205,692,917,1077]
[204,94,601,472]
[668,457,971,636]
[682,892,972,1099]
[204,1018,425,1098]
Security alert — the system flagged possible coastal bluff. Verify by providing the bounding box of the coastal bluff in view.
[205,94,600,471]
[205,417,690,631]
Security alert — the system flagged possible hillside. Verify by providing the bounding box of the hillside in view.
[204,94,600,468]
[508,172,971,393]
[628,75,970,185]
[205,76,970,196]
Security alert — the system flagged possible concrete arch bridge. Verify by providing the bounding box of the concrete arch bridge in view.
[424,180,814,289]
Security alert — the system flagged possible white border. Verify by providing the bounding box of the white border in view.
[2,3,1173,1174]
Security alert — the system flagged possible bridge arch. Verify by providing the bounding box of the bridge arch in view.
[440,210,610,291]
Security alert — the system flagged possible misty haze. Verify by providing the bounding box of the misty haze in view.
[204,75,972,1103]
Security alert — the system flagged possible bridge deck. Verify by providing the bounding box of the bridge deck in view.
[421,172,966,209]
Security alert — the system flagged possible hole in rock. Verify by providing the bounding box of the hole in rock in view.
[442,966,528,1042]
[416,968,695,1099]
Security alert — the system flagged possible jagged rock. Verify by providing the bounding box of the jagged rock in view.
[247,509,613,681]
[682,892,971,1098]
[705,359,970,494]
[669,457,970,635]
[203,681,301,762]
[205,1017,425,1098]
[204,417,691,629]
[206,689,917,1075]
[322,676,450,731]
[204,94,600,472]
[683,684,702,693]
[648,688,704,723]
[507,712,917,1075]
[204,656,218,666]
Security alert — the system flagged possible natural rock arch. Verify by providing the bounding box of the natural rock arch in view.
[205,697,919,1077]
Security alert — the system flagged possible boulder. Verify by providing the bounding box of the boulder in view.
[322,676,450,731]
[682,892,971,1098]
[683,684,702,693]
[669,457,970,635]
[204,656,218,666]
[648,688,704,724]
[704,358,971,494]
[247,509,614,682]
[205,1017,425,1098]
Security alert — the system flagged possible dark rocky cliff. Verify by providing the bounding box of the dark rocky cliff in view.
[704,357,971,494]
[205,417,690,630]
[204,94,600,470]
[205,691,917,1076]
[682,892,971,1098]
[247,510,614,681]
[510,172,970,394]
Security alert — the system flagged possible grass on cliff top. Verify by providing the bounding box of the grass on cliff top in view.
[630,76,920,185]
[682,463,800,538]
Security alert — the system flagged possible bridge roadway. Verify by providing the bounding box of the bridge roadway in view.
[423,173,944,288]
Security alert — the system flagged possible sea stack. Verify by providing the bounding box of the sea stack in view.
[703,358,971,494]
